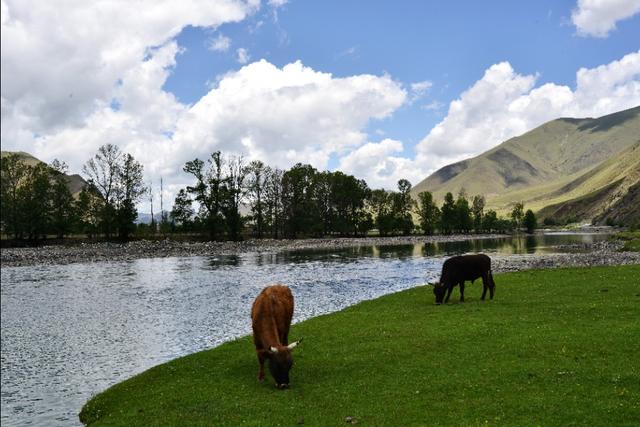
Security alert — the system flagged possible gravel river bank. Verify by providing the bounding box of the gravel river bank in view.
[3,234,639,269]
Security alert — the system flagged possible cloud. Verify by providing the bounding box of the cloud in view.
[409,80,433,104]
[208,33,232,52]
[10,56,406,204]
[417,50,640,169]
[171,60,406,172]
[268,0,288,7]
[236,47,251,64]
[572,0,640,37]
[344,51,640,190]
[0,0,259,138]
[411,81,432,95]
[338,139,424,190]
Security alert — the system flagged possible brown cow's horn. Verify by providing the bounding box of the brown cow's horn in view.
[269,346,278,354]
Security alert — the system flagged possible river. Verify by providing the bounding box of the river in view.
[0,232,611,426]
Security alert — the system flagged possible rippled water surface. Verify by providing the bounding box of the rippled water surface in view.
[0,233,609,426]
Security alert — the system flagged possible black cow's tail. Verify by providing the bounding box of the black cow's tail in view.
[489,270,496,288]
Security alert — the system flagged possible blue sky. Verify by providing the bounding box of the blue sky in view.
[162,0,640,165]
[2,0,639,205]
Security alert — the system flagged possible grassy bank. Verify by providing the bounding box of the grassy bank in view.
[613,231,640,252]
[80,266,640,426]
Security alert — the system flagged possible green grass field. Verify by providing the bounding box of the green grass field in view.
[80,265,640,426]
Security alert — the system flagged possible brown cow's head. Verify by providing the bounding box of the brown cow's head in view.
[268,340,301,389]
[431,282,446,304]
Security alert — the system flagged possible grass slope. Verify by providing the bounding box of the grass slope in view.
[504,142,640,219]
[80,266,640,426]
[411,106,640,219]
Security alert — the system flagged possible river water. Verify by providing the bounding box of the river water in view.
[0,233,609,426]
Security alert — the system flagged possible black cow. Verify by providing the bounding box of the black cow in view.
[431,254,495,304]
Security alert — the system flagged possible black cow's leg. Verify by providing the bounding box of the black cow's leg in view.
[459,281,465,302]
[444,286,453,303]
[489,271,496,299]
[481,273,488,300]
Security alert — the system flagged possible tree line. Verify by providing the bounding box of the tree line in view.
[169,150,536,239]
[0,145,537,242]
[1,144,146,241]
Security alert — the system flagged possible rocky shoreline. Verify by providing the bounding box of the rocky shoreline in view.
[491,241,640,273]
[1,234,638,270]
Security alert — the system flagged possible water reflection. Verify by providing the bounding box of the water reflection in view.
[281,233,609,261]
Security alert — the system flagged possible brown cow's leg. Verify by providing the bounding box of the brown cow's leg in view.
[459,281,465,302]
[257,350,267,382]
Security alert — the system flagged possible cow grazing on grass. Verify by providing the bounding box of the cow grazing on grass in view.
[431,254,496,304]
[251,284,301,389]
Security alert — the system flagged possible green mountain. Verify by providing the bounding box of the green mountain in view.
[1,150,87,196]
[411,106,640,224]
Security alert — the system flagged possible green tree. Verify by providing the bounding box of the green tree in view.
[471,195,485,233]
[511,202,525,231]
[455,192,473,233]
[264,168,284,238]
[20,163,52,240]
[416,191,440,235]
[524,209,537,234]
[369,189,393,236]
[49,160,77,238]
[1,154,28,239]
[483,209,498,232]
[393,179,415,235]
[76,185,102,238]
[82,144,122,238]
[170,189,195,231]
[115,153,146,240]
[223,155,247,241]
[281,163,319,238]
[183,152,227,240]
[440,192,456,235]
[245,160,269,238]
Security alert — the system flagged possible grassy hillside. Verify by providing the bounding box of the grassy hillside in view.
[80,265,640,426]
[412,106,640,222]
[1,150,87,196]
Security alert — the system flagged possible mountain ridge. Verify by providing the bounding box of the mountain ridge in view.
[412,106,640,224]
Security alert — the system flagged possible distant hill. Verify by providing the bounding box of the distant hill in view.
[1,150,88,197]
[411,106,640,224]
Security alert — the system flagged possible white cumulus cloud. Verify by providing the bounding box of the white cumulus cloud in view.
[344,51,640,189]
[170,60,407,172]
[338,139,424,190]
[0,0,259,137]
[572,0,640,37]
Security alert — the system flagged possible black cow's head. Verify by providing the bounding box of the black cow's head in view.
[431,282,446,304]
[268,340,301,389]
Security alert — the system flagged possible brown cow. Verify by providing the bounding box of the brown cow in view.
[251,284,301,389]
